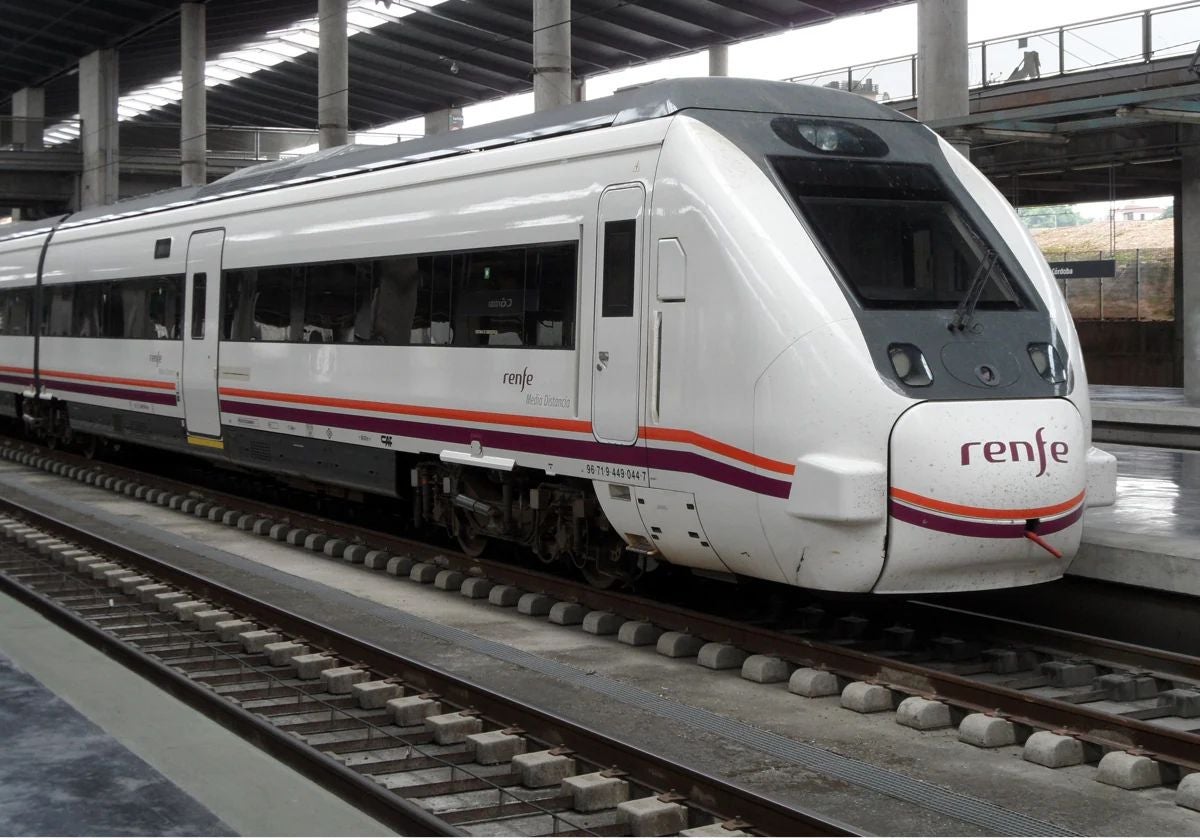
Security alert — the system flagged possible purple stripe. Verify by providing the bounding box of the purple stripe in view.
[44,378,178,406]
[889,499,1084,539]
[221,398,792,499]
[0,374,32,388]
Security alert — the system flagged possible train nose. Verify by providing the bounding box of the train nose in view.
[874,398,1088,594]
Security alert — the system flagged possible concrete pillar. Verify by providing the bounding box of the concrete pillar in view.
[1181,131,1200,397]
[78,49,119,208]
[708,45,729,77]
[180,2,207,186]
[12,87,45,150]
[533,0,572,112]
[917,0,969,156]
[318,0,349,149]
[424,107,463,136]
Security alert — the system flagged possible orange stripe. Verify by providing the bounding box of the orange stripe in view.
[640,426,795,476]
[0,365,33,375]
[890,487,1086,521]
[219,387,593,434]
[219,386,796,476]
[41,368,176,391]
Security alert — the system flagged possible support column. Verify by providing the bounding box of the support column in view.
[917,0,969,156]
[78,49,119,208]
[708,45,729,77]
[533,0,572,112]
[12,87,45,150]
[318,0,349,149]
[180,2,207,186]
[1180,130,1200,397]
[424,107,463,136]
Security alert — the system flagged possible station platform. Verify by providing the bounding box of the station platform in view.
[0,585,391,836]
[1090,385,1200,449]
[0,644,231,836]
[1072,384,1200,597]
[1076,441,1200,596]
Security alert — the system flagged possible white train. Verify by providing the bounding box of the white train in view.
[0,78,1117,594]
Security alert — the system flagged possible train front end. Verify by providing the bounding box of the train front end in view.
[679,83,1117,594]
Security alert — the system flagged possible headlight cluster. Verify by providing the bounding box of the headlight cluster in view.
[886,342,1068,388]
[1028,343,1067,384]
[888,343,933,387]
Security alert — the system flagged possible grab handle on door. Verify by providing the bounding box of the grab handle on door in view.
[596,350,609,372]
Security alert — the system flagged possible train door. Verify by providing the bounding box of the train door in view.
[591,184,646,445]
[182,229,224,442]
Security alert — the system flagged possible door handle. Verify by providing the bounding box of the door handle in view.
[596,350,609,372]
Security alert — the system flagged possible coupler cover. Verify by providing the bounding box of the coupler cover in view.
[876,398,1087,593]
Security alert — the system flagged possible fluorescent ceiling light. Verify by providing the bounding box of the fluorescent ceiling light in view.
[44,0,446,147]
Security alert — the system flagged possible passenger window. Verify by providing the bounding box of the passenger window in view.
[453,248,527,346]
[0,288,32,335]
[601,220,637,318]
[356,257,414,345]
[303,262,356,344]
[215,243,576,349]
[43,285,74,337]
[73,283,104,337]
[529,243,576,348]
[252,268,293,341]
[151,276,184,339]
[101,282,124,338]
[191,273,207,339]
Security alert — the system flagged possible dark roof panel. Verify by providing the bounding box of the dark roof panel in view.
[3,0,910,128]
[0,76,912,244]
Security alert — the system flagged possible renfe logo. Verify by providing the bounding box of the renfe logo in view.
[503,367,534,392]
[960,427,1068,478]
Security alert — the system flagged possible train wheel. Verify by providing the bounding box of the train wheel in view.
[455,515,489,558]
[79,434,98,460]
[581,564,618,589]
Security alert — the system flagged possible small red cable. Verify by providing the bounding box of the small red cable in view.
[1024,530,1063,559]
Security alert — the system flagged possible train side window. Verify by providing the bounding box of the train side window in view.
[453,247,527,347]
[429,254,452,345]
[153,275,184,339]
[101,282,124,338]
[0,289,32,336]
[303,261,357,344]
[73,282,104,337]
[43,285,74,337]
[191,273,207,339]
[252,268,293,341]
[528,243,577,349]
[601,220,637,318]
[367,257,421,345]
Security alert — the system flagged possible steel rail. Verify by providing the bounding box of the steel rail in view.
[8,439,1200,772]
[905,600,1200,684]
[0,494,856,838]
[0,545,462,836]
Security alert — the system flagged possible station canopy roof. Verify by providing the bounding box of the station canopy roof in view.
[1,0,910,130]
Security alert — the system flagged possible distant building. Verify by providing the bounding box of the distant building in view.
[1116,203,1161,221]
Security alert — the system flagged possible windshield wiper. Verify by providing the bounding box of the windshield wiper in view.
[951,249,999,332]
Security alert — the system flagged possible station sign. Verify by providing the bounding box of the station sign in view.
[1048,260,1116,279]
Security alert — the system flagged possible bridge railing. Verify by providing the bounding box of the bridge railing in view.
[787,0,1200,103]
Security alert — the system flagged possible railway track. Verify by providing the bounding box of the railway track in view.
[0,495,851,837]
[3,437,1200,809]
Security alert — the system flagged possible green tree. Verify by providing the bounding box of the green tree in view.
[1018,204,1087,228]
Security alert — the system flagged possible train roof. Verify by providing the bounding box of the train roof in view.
[0,78,911,243]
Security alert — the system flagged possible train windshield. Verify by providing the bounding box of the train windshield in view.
[774,157,1028,311]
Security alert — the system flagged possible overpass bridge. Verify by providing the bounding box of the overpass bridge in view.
[789,1,1200,205]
